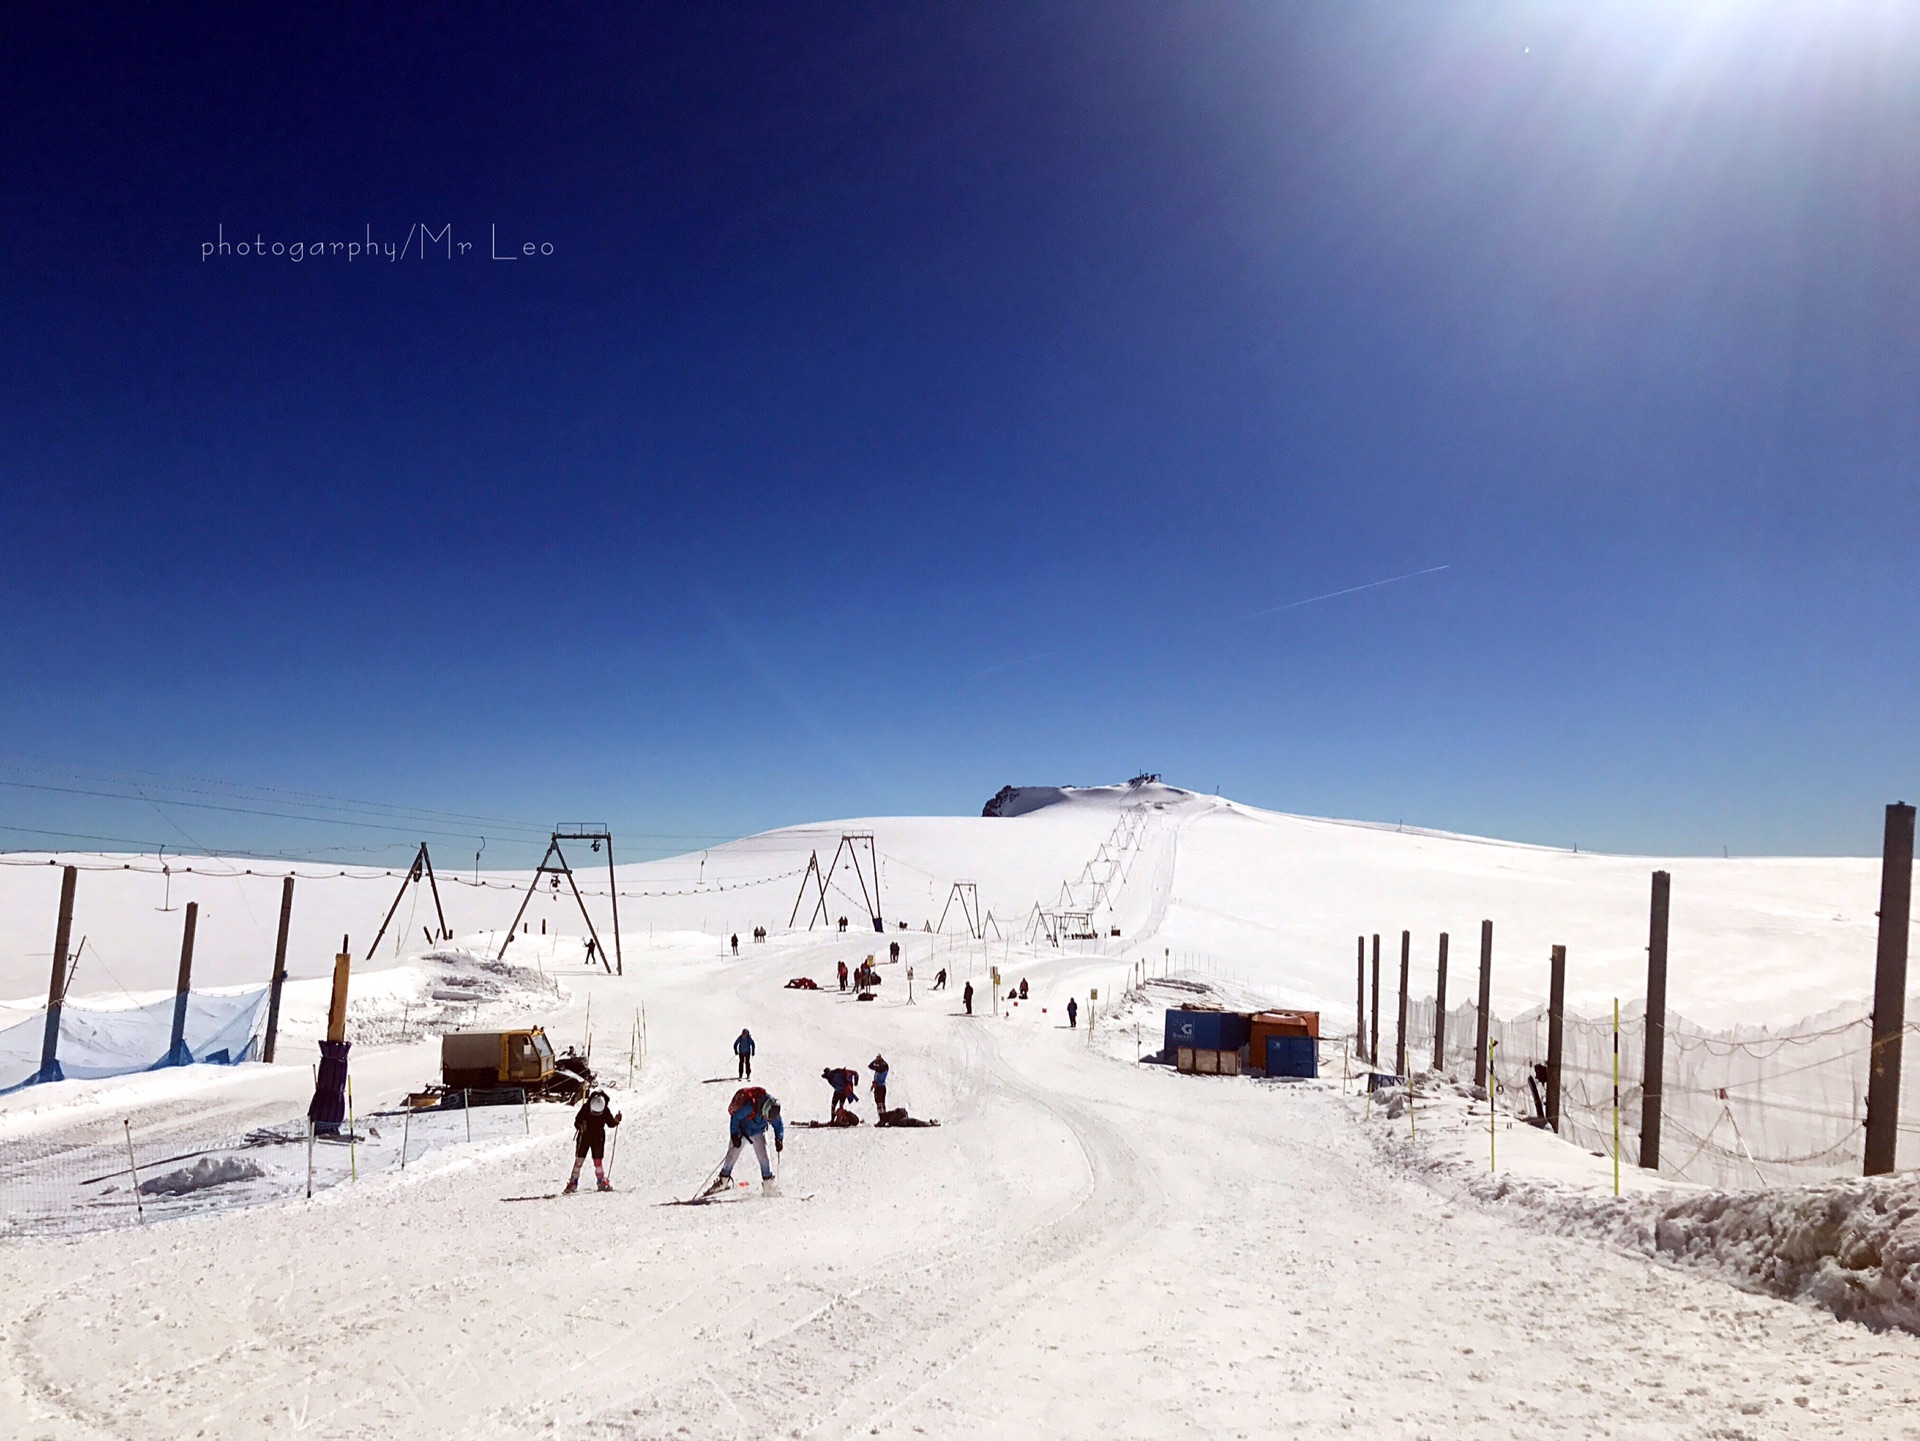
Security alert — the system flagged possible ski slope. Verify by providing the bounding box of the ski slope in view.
[0,783,1915,1438]
[0,781,1896,1028]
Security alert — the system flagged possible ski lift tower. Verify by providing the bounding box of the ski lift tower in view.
[937,881,983,940]
[790,833,885,932]
[495,824,624,975]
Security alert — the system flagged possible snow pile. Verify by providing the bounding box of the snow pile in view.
[270,946,567,1048]
[137,1154,263,1197]
[1370,1085,1920,1335]
[1653,1176,1920,1334]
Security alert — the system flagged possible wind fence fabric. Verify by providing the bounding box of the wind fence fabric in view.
[0,988,268,1093]
[1399,994,1920,1188]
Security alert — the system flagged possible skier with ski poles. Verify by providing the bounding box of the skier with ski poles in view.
[565,1088,622,1193]
[734,1027,755,1080]
[703,1085,784,1195]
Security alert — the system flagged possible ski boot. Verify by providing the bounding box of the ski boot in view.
[760,1175,779,1196]
[597,1179,613,1192]
[702,1173,733,1197]
[562,1180,578,1195]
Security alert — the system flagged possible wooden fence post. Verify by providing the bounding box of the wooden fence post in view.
[1369,934,1381,1066]
[1473,920,1492,1093]
[1640,871,1670,1171]
[1355,936,1366,1060]
[1865,802,1914,1176]
[166,901,199,1065]
[1395,930,1410,1077]
[1432,932,1449,1072]
[1546,944,1566,1136]
[35,865,78,1084]
[263,875,294,1064]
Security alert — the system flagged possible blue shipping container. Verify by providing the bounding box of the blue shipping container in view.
[1163,1009,1250,1054]
[1264,1035,1318,1079]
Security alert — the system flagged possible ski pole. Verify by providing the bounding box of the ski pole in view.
[607,1125,619,1182]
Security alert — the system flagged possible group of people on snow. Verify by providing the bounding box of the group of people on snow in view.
[821,1053,891,1123]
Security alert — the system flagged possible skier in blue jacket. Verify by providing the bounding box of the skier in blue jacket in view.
[734,1027,755,1080]
[705,1085,784,1194]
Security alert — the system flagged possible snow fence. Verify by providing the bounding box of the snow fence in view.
[0,1095,533,1238]
[1396,994,1920,1191]
[0,987,269,1093]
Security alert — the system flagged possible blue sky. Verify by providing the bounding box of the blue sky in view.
[2,3,1916,864]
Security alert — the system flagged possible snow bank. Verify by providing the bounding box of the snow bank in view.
[1653,1177,1920,1334]
[1371,1085,1920,1335]
[138,1155,263,1196]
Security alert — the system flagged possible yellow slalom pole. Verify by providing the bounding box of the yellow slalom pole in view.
[1488,1039,1498,1173]
[1612,997,1621,1197]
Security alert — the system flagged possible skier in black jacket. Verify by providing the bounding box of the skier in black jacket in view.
[565,1089,622,1193]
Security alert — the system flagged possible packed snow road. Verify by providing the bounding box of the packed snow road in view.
[0,935,1916,1440]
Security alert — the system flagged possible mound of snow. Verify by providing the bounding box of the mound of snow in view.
[1373,1088,1920,1334]
[1654,1177,1920,1334]
[138,1154,263,1196]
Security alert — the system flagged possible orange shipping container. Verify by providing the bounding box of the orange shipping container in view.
[1249,1010,1319,1048]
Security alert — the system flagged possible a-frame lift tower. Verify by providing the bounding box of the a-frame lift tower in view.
[937,881,982,940]
[789,833,884,932]
[367,843,451,960]
[495,825,623,974]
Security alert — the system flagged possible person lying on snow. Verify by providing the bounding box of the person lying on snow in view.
[705,1085,784,1195]
[565,1089,622,1193]
[822,1066,860,1120]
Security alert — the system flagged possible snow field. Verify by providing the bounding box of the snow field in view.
[0,785,1917,1435]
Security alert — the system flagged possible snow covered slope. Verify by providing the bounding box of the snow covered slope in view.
[0,783,1916,1438]
[0,780,1896,1029]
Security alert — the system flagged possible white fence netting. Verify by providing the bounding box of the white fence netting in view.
[1383,993,1920,1189]
[0,1097,534,1239]
[0,988,269,1092]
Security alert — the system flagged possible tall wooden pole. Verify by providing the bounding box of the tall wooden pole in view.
[1432,932,1449,1072]
[1354,936,1366,1060]
[167,901,199,1065]
[263,875,294,1064]
[327,935,352,1044]
[36,865,78,1083]
[1546,945,1567,1136]
[1369,934,1380,1066]
[1865,803,1914,1176]
[1640,871,1671,1171]
[1473,920,1492,1092]
[1395,930,1410,1077]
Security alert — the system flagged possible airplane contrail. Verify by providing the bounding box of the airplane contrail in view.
[1246,564,1450,619]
